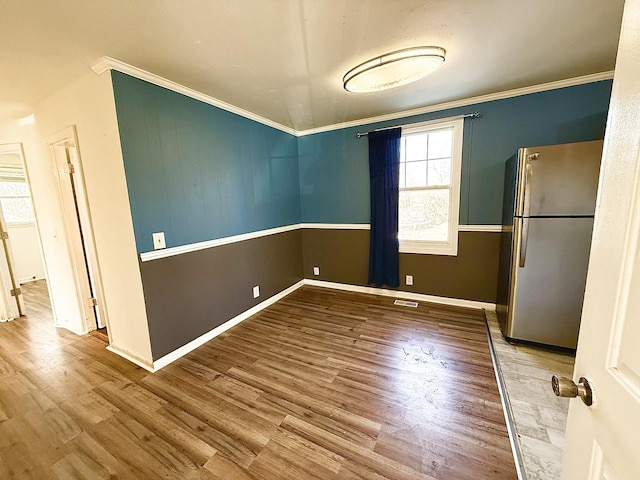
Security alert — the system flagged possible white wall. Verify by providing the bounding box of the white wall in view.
[1,112,90,333]
[9,224,45,283]
[33,70,153,367]
[0,117,51,320]
[0,70,153,368]
[0,152,46,283]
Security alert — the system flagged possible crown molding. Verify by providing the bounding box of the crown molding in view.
[93,57,613,139]
[295,71,615,136]
[91,56,297,136]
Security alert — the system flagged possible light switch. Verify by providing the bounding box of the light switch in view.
[313,266,320,276]
[152,232,166,250]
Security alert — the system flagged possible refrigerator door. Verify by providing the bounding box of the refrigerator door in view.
[515,140,603,217]
[496,226,514,334]
[506,216,594,349]
[496,153,520,332]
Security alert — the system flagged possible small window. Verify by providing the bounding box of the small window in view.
[0,166,35,225]
[398,118,463,255]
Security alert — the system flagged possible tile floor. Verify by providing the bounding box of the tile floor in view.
[485,310,575,480]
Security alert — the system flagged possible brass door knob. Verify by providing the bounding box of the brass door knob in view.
[551,375,594,406]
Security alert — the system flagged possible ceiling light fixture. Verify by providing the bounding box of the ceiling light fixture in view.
[343,46,446,93]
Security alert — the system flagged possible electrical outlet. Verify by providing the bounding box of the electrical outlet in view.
[405,275,414,286]
[253,285,260,298]
[313,266,320,276]
[152,232,166,250]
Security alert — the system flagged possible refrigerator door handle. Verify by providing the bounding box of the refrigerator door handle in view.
[519,217,530,267]
[518,154,536,267]
[522,154,537,218]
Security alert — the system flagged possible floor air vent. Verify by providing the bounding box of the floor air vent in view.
[394,299,418,308]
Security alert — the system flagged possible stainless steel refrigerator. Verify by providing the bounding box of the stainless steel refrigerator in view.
[496,140,603,349]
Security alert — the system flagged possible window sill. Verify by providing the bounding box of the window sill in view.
[6,222,36,229]
[399,241,458,256]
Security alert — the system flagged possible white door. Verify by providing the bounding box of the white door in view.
[65,145,106,329]
[48,128,103,333]
[0,207,23,321]
[0,144,26,321]
[561,0,640,478]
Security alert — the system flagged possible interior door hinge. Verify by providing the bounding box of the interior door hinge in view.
[91,297,98,307]
[10,288,22,297]
[0,231,8,240]
[64,163,75,175]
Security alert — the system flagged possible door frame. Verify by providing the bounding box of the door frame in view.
[0,142,39,321]
[46,126,108,333]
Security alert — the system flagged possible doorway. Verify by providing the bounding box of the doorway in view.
[46,127,107,332]
[0,132,108,338]
[0,143,37,321]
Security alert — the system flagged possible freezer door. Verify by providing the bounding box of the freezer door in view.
[507,216,594,349]
[516,140,603,217]
[502,151,521,224]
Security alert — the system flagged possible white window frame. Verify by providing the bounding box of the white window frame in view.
[0,165,35,226]
[398,117,463,256]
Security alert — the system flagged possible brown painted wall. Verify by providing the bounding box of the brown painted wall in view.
[301,228,500,303]
[140,230,303,360]
[141,227,498,359]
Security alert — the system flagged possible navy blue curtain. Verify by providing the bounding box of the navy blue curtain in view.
[368,128,401,287]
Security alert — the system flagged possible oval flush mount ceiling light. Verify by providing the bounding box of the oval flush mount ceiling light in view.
[343,46,446,93]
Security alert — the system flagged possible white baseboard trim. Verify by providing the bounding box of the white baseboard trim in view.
[55,320,89,336]
[150,280,305,371]
[303,279,497,311]
[106,345,155,372]
[139,278,494,373]
[18,274,47,284]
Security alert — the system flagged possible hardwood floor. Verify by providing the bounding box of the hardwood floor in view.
[0,282,516,479]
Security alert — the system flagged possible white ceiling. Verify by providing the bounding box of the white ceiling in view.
[2,0,625,132]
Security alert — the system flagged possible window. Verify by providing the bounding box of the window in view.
[398,118,463,255]
[0,166,35,225]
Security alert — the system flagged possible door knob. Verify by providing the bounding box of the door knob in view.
[551,375,594,406]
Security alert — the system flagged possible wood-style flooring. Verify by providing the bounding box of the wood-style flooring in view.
[0,281,516,479]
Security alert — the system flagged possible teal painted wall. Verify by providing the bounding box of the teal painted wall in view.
[298,80,612,225]
[110,73,613,358]
[112,73,612,251]
[111,71,300,253]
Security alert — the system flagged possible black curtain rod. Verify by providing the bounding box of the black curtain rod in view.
[356,111,481,138]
